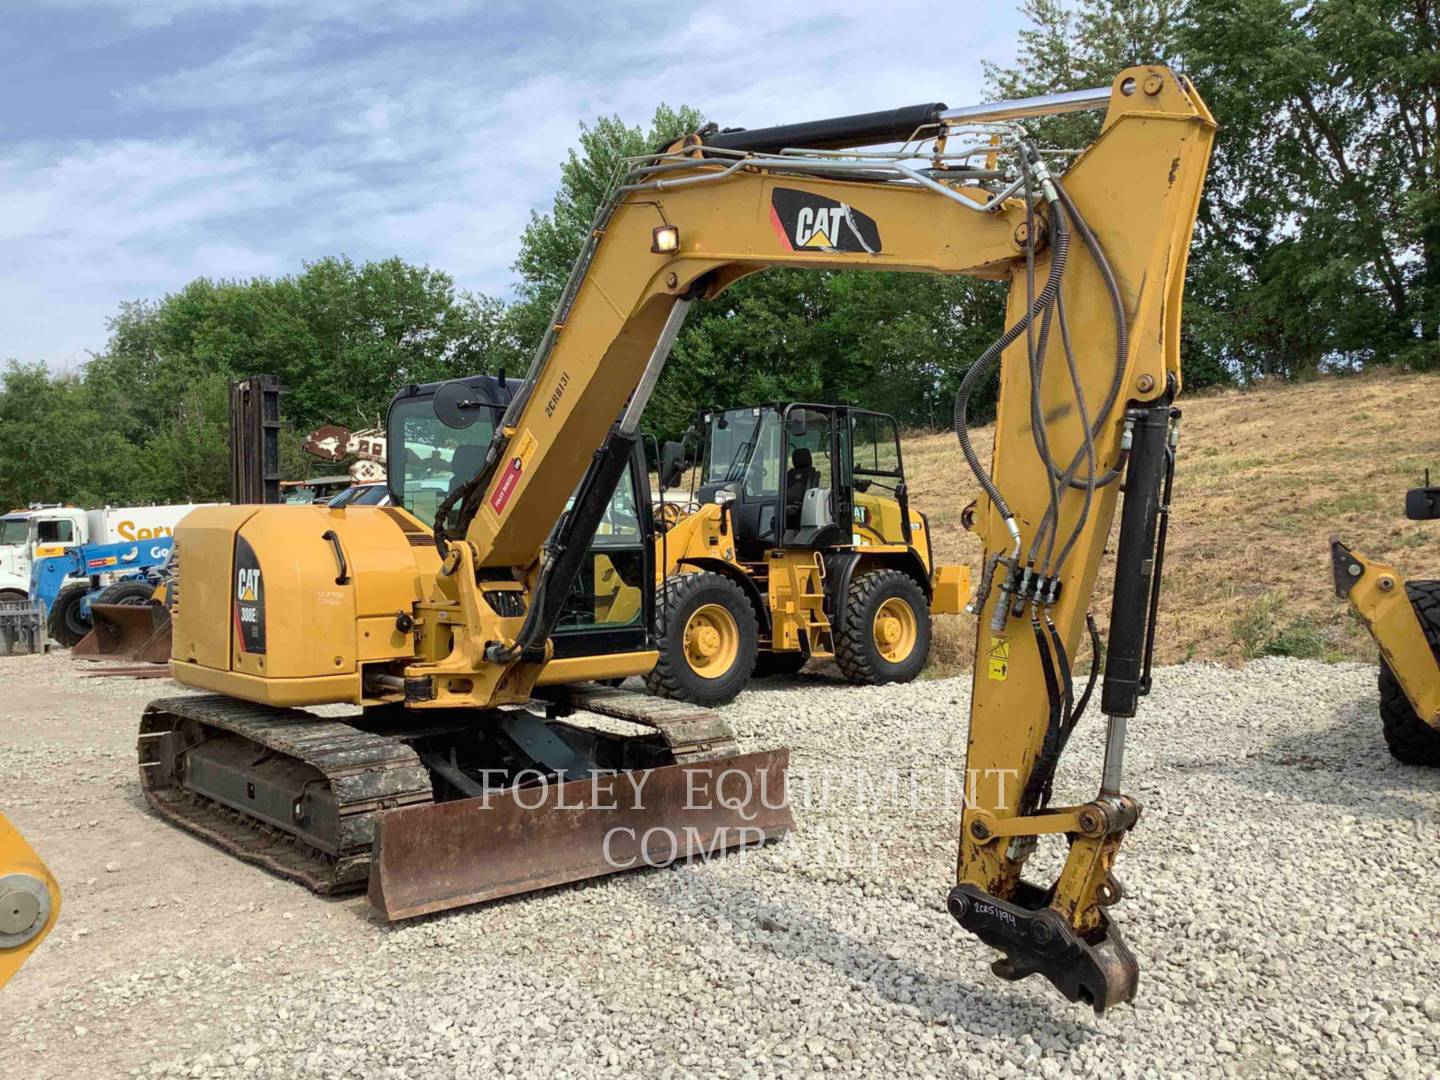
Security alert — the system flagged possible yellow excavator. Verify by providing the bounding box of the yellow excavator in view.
[138,66,1213,1013]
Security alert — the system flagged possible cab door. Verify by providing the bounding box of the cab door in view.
[549,444,654,658]
[31,513,82,565]
[780,404,848,548]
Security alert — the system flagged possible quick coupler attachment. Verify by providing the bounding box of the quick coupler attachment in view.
[947,881,1139,1014]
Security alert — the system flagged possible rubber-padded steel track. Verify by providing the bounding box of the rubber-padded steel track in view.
[138,695,433,894]
[558,685,740,763]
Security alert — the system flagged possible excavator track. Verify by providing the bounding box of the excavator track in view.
[138,695,434,894]
[141,686,791,916]
[555,684,740,763]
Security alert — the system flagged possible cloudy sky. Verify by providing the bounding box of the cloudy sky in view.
[3,1,1026,368]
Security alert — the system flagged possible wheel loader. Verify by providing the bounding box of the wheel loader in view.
[1332,474,1440,765]
[645,402,969,704]
[137,68,1214,1013]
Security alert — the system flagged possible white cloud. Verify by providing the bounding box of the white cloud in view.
[2,0,1026,366]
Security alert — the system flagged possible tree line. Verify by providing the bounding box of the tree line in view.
[2,0,1434,509]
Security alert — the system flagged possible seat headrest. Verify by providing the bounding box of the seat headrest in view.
[448,443,489,490]
[791,448,812,470]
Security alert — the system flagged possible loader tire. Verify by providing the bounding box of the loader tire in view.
[835,569,930,686]
[752,651,808,678]
[645,572,757,707]
[1378,662,1440,766]
[1377,579,1440,767]
[95,580,158,606]
[48,585,91,648]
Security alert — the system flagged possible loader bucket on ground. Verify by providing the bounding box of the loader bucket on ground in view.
[369,747,792,920]
[74,602,172,663]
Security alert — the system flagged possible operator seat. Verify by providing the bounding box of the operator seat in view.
[785,448,820,529]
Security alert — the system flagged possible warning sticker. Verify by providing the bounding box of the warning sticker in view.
[488,429,538,517]
[987,636,1010,681]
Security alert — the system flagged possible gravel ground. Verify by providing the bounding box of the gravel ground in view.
[0,651,1437,1079]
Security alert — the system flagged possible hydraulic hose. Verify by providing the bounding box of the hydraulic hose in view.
[1022,158,1065,573]
[952,157,1070,534]
[1050,178,1129,491]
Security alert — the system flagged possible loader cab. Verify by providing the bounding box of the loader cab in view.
[385,374,653,659]
[693,403,908,559]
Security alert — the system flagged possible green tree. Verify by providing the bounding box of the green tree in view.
[988,0,1440,382]
[0,363,133,508]
[1179,0,1440,373]
[507,105,707,352]
[0,256,513,508]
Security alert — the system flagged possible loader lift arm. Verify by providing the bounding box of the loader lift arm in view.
[404,67,1214,1011]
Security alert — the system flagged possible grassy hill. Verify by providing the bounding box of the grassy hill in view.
[906,370,1440,675]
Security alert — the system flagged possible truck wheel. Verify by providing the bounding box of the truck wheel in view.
[752,651,807,678]
[94,580,159,606]
[1377,579,1440,766]
[645,572,757,707]
[48,585,92,647]
[835,569,931,685]
[0,589,27,604]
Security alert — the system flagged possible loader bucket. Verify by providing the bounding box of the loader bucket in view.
[74,602,172,664]
[369,747,792,920]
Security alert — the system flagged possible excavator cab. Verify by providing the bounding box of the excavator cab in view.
[388,374,654,664]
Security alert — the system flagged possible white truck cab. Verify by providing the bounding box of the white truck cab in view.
[0,504,206,600]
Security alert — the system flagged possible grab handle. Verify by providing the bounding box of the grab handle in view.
[321,530,350,585]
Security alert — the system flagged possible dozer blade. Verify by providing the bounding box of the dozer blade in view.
[369,747,792,920]
[75,602,172,663]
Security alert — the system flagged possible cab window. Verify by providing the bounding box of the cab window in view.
[387,398,498,524]
[851,413,902,478]
[742,409,783,498]
[0,518,28,545]
[704,408,764,485]
[36,519,74,544]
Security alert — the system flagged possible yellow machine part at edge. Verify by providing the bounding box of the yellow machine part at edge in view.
[0,812,61,990]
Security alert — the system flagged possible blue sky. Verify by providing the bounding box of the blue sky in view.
[3,1,1026,368]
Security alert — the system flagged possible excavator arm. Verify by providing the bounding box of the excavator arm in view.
[413,66,1215,1011]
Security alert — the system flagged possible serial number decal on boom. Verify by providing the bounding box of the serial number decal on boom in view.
[544,371,571,417]
[489,428,539,517]
[769,188,882,254]
[233,536,266,654]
